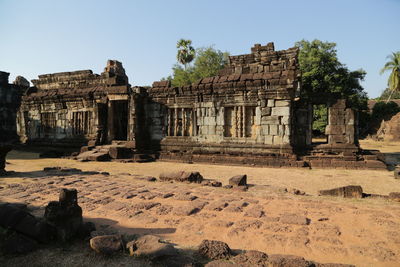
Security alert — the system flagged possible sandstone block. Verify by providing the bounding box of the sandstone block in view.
[267,99,275,107]
[90,235,122,254]
[198,239,232,260]
[271,106,290,116]
[275,100,290,107]
[319,185,363,198]
[269,125,278,135]
[159,171,203,183]
[389,192,400,202]
[261,107,271,116]
[229,175,247,186]
[261,116,280,125]
[127,235,177,259]
[394,168,400,179]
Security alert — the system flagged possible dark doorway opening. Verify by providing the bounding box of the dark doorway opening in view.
[112,100,128,140]
[312,104,328,144]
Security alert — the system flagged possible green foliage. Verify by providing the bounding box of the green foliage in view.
[296,39,369,133]
[312,105,328,136]
[371,101,400,122]
[170,45,229,87]
[296,40,368,107]
[380,51,400,102]
[176,39,195,69]
[377,88,400,100]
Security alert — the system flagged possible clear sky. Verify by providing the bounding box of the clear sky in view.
[0,0,399,98]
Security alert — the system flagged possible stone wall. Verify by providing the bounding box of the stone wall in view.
[19,60,133,147]
[146,43,300,156]
[0,71,25,174]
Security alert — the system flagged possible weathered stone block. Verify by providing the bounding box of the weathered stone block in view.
[395,168,400,179]
[264,135,273,144]
[319,185,363,198]
[325,125,345,135]
[273,135,282,144]
[229,175,247,186]
[261,115,280,125]
[271,106,290,116]
[159,171,203,183]
[261,107,271,116]
[269,125,278,135]
[275,100,290,107]
[267,99,275,107]
[261,125,269,135]
[281,116,290,124]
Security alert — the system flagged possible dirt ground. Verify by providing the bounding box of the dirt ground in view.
[1,140,400,267]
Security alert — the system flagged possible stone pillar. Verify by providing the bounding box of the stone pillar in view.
[174,108,178,136]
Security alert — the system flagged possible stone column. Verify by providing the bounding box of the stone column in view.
[174,108,178,136]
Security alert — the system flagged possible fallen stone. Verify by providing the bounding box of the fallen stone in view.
[388,192,400,202]
[232,250,269,266]
[314,263,356,267]
[229,175,247,186]
[268,254,312,267]
[1,232,38,255]
[90,234,123,254]
[394,168,400,179]
[205,260,238,267]
[127,235,177,259]
[159,171,203,183]
[0,203,55,243]
[198,239,232,260]
[318,185,363,198]
[280,214,310,225]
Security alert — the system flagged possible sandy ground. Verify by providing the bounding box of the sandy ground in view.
[1,140,400,267]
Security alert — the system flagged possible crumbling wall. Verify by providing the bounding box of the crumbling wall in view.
[0,71,25,174]
[147,43,300,156]
[19,60,132,147]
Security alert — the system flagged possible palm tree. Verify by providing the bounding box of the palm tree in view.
[380,51,400,102]
[176,39,195,70]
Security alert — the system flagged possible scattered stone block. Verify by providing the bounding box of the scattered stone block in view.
[318,185,363,198]
[126,235,177,259]
[159,171,203,183]
[394,168,400,179]
[90,234,123,254]
[268,254,311,267]
[229,175,247,186]
[389,192,400,202]
[1,233,38,255]
[232,250,269,266]
[198,240,232,260]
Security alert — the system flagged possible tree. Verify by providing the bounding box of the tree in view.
[378,87,400,100]
[296,39,369,133]
[380,52,400,102]
[170,45,229,87]
[176,39,195,70]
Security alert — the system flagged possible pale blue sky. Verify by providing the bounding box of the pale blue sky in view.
[0,0,399,98]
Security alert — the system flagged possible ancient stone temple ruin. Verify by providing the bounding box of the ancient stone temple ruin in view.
[3,42,387,169]
[0,71,26,175]
[18,60,132,147]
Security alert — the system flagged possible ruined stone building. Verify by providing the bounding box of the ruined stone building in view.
[1,42,386,170]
